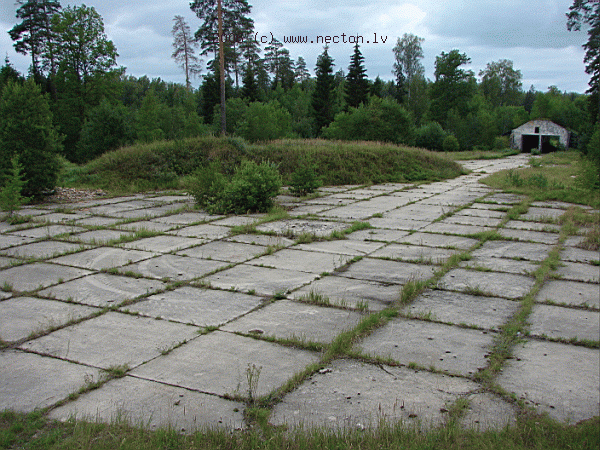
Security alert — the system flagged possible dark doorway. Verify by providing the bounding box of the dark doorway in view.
[522,134,539,152]
[541,135,560,153]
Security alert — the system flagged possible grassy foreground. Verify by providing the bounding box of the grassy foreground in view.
[59,137,465,193]
[1,410,598,450]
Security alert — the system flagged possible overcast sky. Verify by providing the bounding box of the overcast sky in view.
[0,0,592,93]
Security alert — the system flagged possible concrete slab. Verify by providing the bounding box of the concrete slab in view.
[222,299,363,343]
[131,331,321,398]
[484,193,526,204]
[169,224,231,239]
[368,217,431,231]
[420,222,491,236]
[528,304,599,342]
[460,256,539,275]
[291,275,400,311]
[385,205,449,222]
[346,228,410,243]
[520,207,565,221]
[371,244,459,265]
[1,240,87,259]
[454,208,505,219]
[0,262,91,292]
[203,264,318,296]
[49,376,245,431]
[460,392,518,430]
[499,228,560,244]
[295,239,385,256]
[39,273,165,307]
[556,262,599,283]
[121,286,262,326]
[400,232,478,250]
[177,240,266,263]
[226,233,295,248]
[68,229,136,244]
[356,318,494,376]
[51,247,157,270]
[0,297,97,342]
[120,235,204,253]
[74,216,122,227]
[119,254,226,280]
[536,280,599,308]
[316,204,380,220]
[287,204,333,215]
[504,220,561,233]
[211,215,264,227]
[153,212,221,225]
[271,359,503,429]
[497,339,599,423]
[339,258,436,285]
[256,219,349,237]
[0,255,17,269]
[438,268,535,299]
[470,240,552,262]
[34,212,89,223]
[560,247,600,264]
[9,224,86,238]
[405,290,519,331]
[0,350,101,412]
[116,220,177,232]
[248,248,353,274]
[443,215,504,227]
[20,312,199,369]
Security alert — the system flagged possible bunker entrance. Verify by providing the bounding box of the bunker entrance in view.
[522,134,539,153]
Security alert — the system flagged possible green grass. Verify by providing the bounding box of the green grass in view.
[481,151,599,208]
[442,148,520,161]
[59,137,466,194]
[0,410,597,450]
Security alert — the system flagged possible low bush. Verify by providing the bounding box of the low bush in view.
[189,160,281,214]
[443,135,460,152]
[289,159,322,196]
[236,101,292,143]
[414,122,446,151]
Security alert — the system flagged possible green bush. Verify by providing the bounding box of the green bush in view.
[0,156,29,217]
[289,160,322,196]
[414,122,446,151]
[442,135,460,152]
[189,160,282,214]
[0,79,61,197]
[77,99,134,163]
[237,101,292,143]
[494,136,510,150]
[322,97,414,144]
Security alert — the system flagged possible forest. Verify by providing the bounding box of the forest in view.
[0,0,598,198]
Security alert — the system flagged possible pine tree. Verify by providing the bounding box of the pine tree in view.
[345,43,369,109]
[295,56,310,83]
[171,15,202,90]
[311,46,336,134]
[0,156,29,218]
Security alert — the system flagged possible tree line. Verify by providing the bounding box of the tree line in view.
[1,0,598,198]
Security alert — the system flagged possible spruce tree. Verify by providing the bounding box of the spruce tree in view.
[345,43,369,109]
[311,46,335,134]
[241,64,259,102]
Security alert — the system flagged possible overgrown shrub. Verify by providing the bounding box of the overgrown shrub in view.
[237,101,292,142]
[189,160,281,214]
[494,136,510,150]
[0,79,61,197]
[289,160,322,196]
[414,122,446,151]
[322,97,414,144]
[442,135,460,152]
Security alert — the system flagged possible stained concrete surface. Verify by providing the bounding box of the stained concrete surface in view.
[1,154,598,432]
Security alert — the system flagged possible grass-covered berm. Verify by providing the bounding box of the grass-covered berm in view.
[59,137,466,194]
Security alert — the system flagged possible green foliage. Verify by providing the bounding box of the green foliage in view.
[213,97,248,135]
[237,101,292,142]
[0,156,29,217]
[494,136,510,149]
[0,79,61,197]
[289,159,322,196]
[77,99,134,162]
[312,47,336,134]
[345,43,369,108]
[442,134,460,152]
[414,122,447,151]
[322,97,414,144]
[190,159,282,214]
